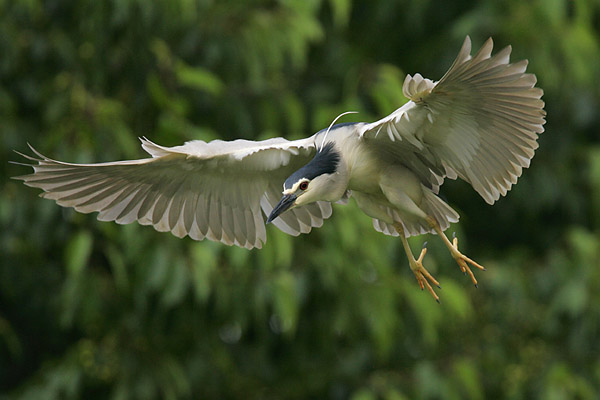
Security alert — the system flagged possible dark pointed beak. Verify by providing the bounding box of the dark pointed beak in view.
[266,194,296,224]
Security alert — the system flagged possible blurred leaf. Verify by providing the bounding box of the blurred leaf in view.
[160,258,189,308]
[147,73,189,116]
[543,362,597,400]
[551,280,587,317]
[64,230,93,276]
[145,248,171,291]
[175,61,224,95]
[104,244,129,292]
[157,356,191,400]
[328,0,353,28]
[360,283,397,357]
[384,389,409,400]
[272,271,300,335]
[589,147,600,225]
[369,64,408,116]
[414,361,445,399]
[0,315,22,359]
[402,280,443,345]
[190,243,218,303]
[281,93,305,134]
[440,279,473,321]
[351,388,377,400]
[453,358,483,400]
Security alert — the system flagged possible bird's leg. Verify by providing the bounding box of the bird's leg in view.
[394,222,440,302]
[426,217,486,287]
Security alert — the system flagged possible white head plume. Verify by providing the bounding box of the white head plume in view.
[319,111,358,149]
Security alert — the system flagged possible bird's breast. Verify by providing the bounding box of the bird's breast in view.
[343,141,384,195]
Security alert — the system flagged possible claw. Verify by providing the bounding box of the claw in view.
[396,222,441,302]
[427,218,487,291]
[409,247,441,302]
[451,236,485,287]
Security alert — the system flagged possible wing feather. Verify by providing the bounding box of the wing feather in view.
[77,181,128,211]
[182,192,196,234]
[207,194,222,242]
[15,134,333,249]
[192,194,209,239]
[230,208,244,248]
[114,185,151,223]
[359,36,546,204]
[245,208,257,248]
[220,203,236,246]
[168,190,185,233]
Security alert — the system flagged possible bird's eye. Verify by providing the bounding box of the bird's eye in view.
[299,181,309,190]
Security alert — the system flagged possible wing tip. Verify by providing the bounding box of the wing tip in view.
[460,35,473,60]
[10,147,47,181]
[26,143,50,160]
[12,147,44,163]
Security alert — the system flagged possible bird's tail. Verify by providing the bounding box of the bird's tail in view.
[372,187,459,238]
[420,188,460,233]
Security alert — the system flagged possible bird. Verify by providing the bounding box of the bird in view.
[14,36,546,301]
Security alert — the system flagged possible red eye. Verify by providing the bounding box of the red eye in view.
[299,181,309,190]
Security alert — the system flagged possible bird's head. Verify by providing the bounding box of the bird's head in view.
[267,142,344,223]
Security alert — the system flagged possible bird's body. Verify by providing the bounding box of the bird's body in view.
[307,124,453,234]
[14,37,546,300]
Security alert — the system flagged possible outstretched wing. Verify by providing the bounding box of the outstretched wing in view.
[359,36,546,204]
[14,136,333,249]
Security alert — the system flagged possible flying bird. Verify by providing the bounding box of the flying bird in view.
[14,37,546,301]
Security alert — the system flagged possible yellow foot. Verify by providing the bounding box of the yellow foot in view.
[409,245,441,303]
[450,234,486,287]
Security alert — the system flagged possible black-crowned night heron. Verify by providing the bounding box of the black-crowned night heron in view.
[14,37,546,301]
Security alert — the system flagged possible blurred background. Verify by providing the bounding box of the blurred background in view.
[1,0,600,399]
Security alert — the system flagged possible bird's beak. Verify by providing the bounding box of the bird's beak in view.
[266,193,297,224]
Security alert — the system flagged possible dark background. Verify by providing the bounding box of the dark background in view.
[2,0,599,398]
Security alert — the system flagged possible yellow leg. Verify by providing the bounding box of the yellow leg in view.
[394,223,440,303]
[427,217,486,287]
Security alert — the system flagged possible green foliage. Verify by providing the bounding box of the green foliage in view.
[2,0,600,398]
